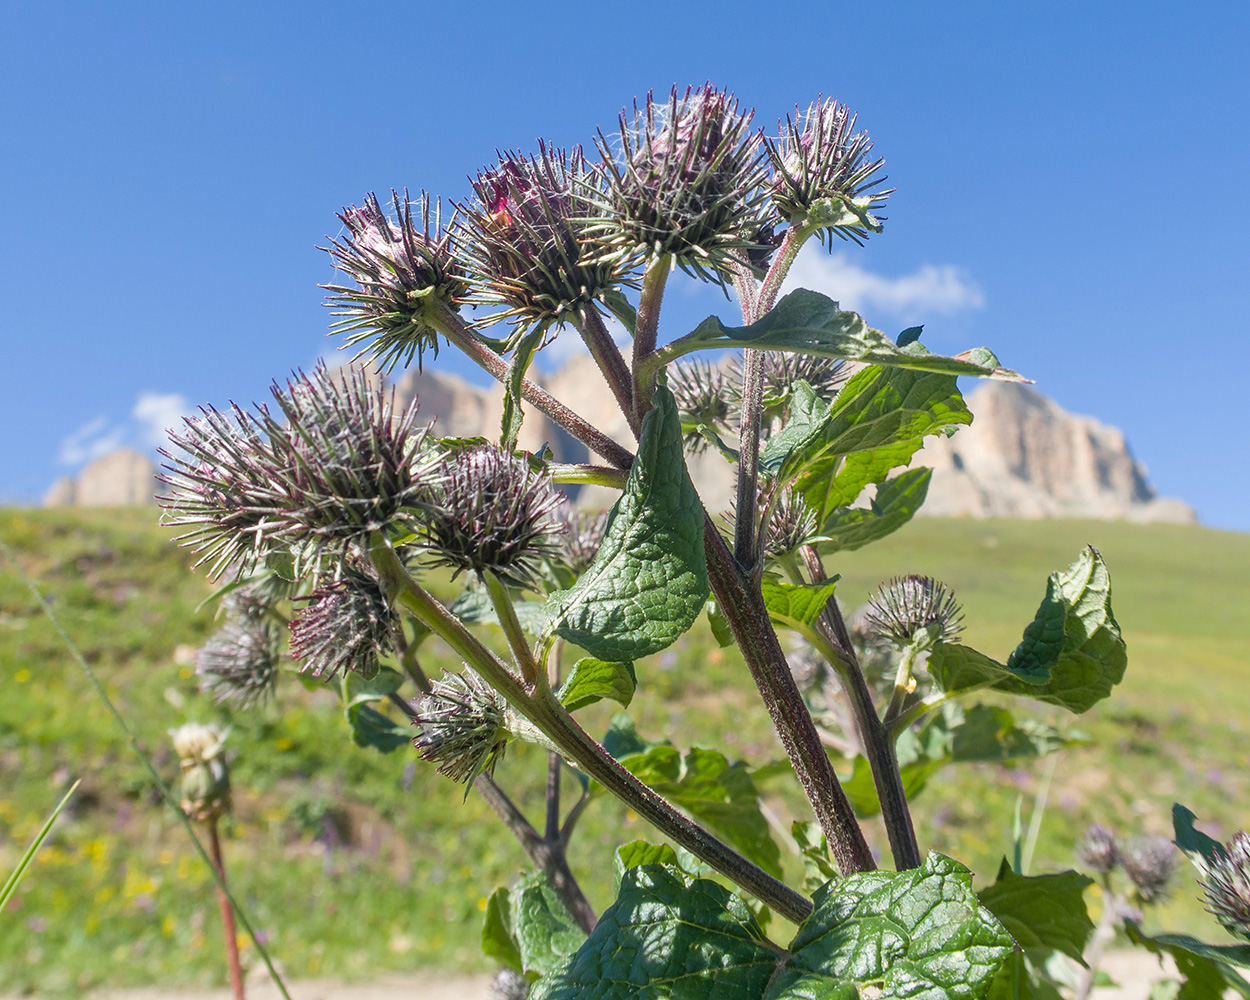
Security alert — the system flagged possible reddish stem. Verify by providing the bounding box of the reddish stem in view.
[208,817,246,1000]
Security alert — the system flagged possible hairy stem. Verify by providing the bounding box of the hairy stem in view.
[370,537,812,923]
[576,307,636,436]
[547,464,630,490]
[883,645,919,725]
[756,225,811,317]
[481,569,541,688]
[1074,885,1122,1000]
[733,348,765,570]
[888,680,996,737]
[801,547,921,871]
[208,818,245,1000]
[632,257,670,425]
[429,300,634,468]
[703,523,875,876]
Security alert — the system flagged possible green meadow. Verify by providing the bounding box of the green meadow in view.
[1,508,1247,994]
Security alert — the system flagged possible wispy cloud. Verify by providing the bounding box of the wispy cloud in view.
[782,246,985,323]
[57,392,192,468]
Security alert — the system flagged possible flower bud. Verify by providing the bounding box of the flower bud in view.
[1076,823,1120,874]
[413,671,511,787]
[170,723,230,822]
[863,575,965,648]
[554,504,609,578]
[1200,831,1250,939]
[1121,835,1179,903]
[668,359,733,453]
[289,567,398,680]
[196,616,280,709]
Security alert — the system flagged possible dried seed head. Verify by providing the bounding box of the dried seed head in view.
[1200,831,1250,939]
[196,617,281,709]
[322,190,467,372]
[458,144,632,335]
[589,85,774,282]
[667,359,733,452]
[1121,836,1180,903]
[415,445,564,588]
[289,567,398,680]
[160,365,430,580]
[554,504,609,577]
[413,671,511,786]
[765,98,891,245]
[1076,823,1120,874]
[169,722,230,822]
[764,487,820,560]
[863,575,965,648]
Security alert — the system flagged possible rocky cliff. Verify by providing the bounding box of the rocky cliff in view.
[45,361,1195,524]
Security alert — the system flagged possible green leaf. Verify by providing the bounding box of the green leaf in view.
[481,887,523,973]
[760,577,839,630]
[510,872,589,979]
[449,584,550,634]
[1172,804,1227,872]
[600,288,637,336]
[759,380,831,479]
[897,326,924,346]
[1,779,80,912]
[600,713,659,761]
[977,858,1094,964]
[927,547,1127,713]
[706,599,735,648]
[931,704,1085,764]
[810,467,931,554]
[682,289,1023,379]
[621,745,783,877]
[792,820,838,894]
[532,863,779,1000]
[1126,922,1250,999]
[347,704,410,753]
[501,325,545,451]
[557,658,637,712]
[839,752,944,818]
[342,666,404,709]
[613,840,679,893]
[767,854,1015,1000]
[544,385,709,661]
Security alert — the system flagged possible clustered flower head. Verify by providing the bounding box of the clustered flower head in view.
[1120,835,1180,903]
[864,575,965,648]
[554,504,609,578]
[169,722,230,822]
[589,84,774,282]
[763,487,820,560]
[668,359,733,452]
[289,566,398,680]
[196,616,280,709]
[160,365,431,580]
[413,670,511,788]
[1076,823,1120,874]
[1200,831,1250,938]
[458,144,632,336]
[322,190,467,372]
[729,352,849,421]
[414,445,564,588]
[765,98,892,245]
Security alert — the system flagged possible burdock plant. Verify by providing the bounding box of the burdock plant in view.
[163,84,1195,1000]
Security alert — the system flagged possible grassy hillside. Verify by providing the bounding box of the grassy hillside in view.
[1,509,1247,994]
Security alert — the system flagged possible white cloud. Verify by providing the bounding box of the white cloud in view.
[57,391,192,468]
[782,246,985,323]
[132,392,192,448]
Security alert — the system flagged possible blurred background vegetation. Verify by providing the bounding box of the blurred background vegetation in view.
[1,508,1247,995]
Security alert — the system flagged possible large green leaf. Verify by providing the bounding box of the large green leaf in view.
[342,667,410,752]
[792,820,839,894]
[1127,923,1250,999]
[621,745,782,877]
[760,577,839,630]
[839,752,945,818]
[613,840,680,893]
[531,864,780,1000]
[481,886,523,972]
[544,385,709,661]
[679,289,1023,379]
[977,859,1094,964]
[767,854,1014,1000]
[1172,804,1227,872]
[810,467,931,554]
[484,875,588,981]
[556,657,637,712]
[927,547,1127,713]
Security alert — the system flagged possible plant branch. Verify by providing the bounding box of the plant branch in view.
[883,645,920,725]
[547,464,630,489]
[631,256,670,425]
[208,817,246,1000]
[702,522,875,876]
[888,680,997,737]
[481,569,541,688]
[733,348,765,571]
[801,546,921,871]
[370,537,813,924]
[756,225,811,318]
[428,300,634,469]
[576,307,636,436]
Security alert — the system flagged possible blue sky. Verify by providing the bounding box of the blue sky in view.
[3,1,1248,530]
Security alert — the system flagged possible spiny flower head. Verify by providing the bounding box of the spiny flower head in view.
[554,504,609,578]
[322,190,467,372]
[413,670,511,787]
[764,487,820,560]
[289,567,398,680]
[196,617,280,709]
[160,365,431,581]
[1200,831,1250,939]
[457,144,632,336]
[1076,823,1120,874]
[728,352,849,423]
[863,575,965,648]
[765,98,892,245]
[1121,835,1180,903]
[589,85,774,282]
[414,445,564,588]
[667,359,733,452]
